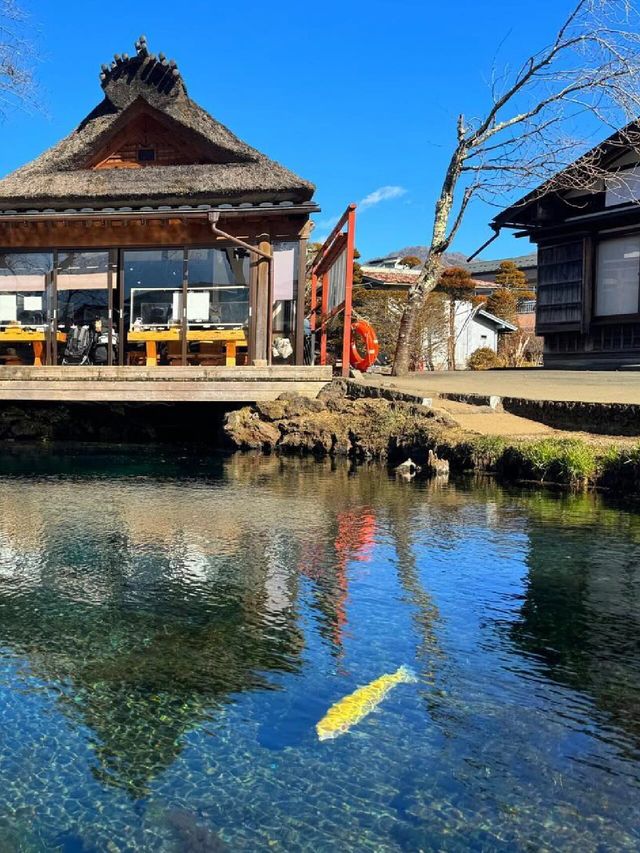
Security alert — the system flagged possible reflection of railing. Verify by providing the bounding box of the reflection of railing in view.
[130,287,249,331]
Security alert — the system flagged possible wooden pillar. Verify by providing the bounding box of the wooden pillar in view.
[295,237,307,365]
[254,233,271,366]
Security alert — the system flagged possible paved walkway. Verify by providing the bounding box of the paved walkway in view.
[435,398,555,437]
[366,369,640,405]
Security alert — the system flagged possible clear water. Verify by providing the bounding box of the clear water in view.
[0,448,638,852]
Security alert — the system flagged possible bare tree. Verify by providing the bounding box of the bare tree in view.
[393,0,640,374]
[0,0,34,116]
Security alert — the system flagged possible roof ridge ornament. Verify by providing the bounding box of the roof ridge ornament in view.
[99,36,185,103]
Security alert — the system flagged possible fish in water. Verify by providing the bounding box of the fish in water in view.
[316,665,417,741]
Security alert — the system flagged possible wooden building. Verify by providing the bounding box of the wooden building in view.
[0,36,328,397]
[493,124,640,369]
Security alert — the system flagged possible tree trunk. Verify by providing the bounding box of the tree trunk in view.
[393,254,443,375]
[392,142,465,376]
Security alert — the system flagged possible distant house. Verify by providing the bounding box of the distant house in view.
[493,121,640,368]
[359,268,516,368]
[363,255,417,271]
[450,304,517,370]
[467,253,538,290]
[466,252,538,332]
[359,266,420,287]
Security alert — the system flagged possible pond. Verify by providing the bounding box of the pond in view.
[0,448,638,851]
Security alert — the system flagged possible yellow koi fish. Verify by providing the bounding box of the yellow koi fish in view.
[316,665,417,741]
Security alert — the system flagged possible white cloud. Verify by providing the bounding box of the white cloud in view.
[312,185,407,243]
[358,185,407,210]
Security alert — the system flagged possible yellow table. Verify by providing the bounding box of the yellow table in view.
[0,328,67,366]
[127,328,248,366]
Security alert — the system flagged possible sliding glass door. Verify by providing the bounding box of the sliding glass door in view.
[56,251,111,364]
[0,253,53,366]
[121,249,183,365]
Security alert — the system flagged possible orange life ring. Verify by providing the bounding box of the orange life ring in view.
[350,319,379,371]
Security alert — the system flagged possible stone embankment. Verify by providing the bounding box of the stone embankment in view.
[223,380,640,495]
[223,379,457,460]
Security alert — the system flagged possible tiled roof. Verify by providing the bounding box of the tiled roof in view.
[362,269,493,288]
[467,253,537,274]
[360,268,420,285]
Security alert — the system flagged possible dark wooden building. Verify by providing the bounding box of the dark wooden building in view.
[493,124,640,368]
[0,35,319,375]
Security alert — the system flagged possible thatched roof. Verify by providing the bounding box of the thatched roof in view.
[0,36,315,211]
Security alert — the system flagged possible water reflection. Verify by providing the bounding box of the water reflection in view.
[0,463,311,795]
[0,451,638,849]
[506,490,640,751]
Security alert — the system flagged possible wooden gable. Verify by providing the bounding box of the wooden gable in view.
[88,108,217,170]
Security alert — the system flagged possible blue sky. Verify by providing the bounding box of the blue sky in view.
[1,0,594,260]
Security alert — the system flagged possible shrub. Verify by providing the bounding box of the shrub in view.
[486,288,518,323]
[400,255,422,268]
[468,347,504,370]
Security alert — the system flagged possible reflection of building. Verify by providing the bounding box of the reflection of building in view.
[0,35,317,368]
[0,472,312,795]
[507,498,640,743]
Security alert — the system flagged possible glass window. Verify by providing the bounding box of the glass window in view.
[605,165,640,207]
[595,236,640,317]
[0,252,52,328]
[272,241,299,362]
[186,247,250,328]
[123,250,184,330]
[57,251,109,331]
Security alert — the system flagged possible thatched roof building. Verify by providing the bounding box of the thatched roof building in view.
[0,35,315,212]
[0,36,325,374]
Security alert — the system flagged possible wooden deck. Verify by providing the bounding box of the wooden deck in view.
[0,365,332,403]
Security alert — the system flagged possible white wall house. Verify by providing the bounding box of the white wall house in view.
[427,302,516,370]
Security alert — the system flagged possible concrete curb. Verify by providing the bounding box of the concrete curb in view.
[438,392,503,411]
[438,390,640,436]
[346,380,432,408]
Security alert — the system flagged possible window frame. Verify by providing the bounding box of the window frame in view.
[593,232,640,321]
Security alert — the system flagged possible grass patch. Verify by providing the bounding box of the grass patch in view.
[496,438,597,487]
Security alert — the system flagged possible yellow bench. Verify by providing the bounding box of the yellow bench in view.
[0,328,67,366]
[127,328,248,366]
